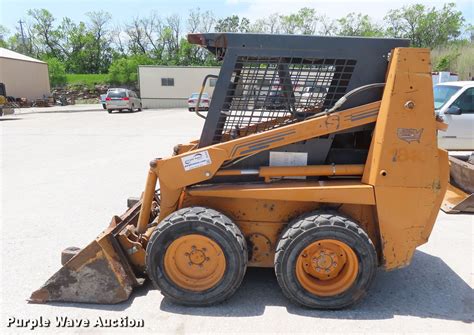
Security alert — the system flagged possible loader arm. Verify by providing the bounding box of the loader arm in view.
[137,101,381,233]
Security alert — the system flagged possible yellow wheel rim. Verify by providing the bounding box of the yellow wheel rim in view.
[296,239,358,296]
[164,234,226,291]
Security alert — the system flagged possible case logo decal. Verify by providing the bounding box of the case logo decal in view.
[397,128,423,143]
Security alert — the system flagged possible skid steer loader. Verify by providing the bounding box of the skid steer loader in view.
[30,33,449,309]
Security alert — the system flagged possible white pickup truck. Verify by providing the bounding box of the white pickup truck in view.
[434,81,474,150]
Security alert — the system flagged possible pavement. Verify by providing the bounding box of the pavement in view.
[1,108,473,334]
[11,104,104,115]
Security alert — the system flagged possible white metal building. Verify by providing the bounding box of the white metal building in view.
[0,48,50,100]
[138,66,220,108]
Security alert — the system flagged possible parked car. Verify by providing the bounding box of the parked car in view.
[105,88,142,113]
[188,93,210,111]
[100,94,107,109]
[434,81,474,150]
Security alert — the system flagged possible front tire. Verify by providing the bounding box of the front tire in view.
[107,109,112,113]
[275,210,377,309]
[146,207,247,306]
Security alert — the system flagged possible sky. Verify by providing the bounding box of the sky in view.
[0,0,472,33]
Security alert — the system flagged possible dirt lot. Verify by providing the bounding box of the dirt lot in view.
[1,108,472,334]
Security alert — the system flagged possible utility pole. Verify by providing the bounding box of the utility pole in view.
[18,20,26,50]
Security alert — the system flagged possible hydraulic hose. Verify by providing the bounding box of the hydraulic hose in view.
[308,82,385,119]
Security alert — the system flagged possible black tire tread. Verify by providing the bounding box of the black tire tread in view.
[146,206,247,306]
[275,210,376,309]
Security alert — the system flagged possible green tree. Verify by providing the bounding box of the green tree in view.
[251,9,334,35]
[385,3,464,48]
[251,13,281,34]
[279,13,303,34]
[186,8,216,64]
[85,11,112,73]
[187,8,215,34]
[0,25,9,48]
[45,57,67,87]
[463,23,473,42]
[61,20,90,73]
[337,13,384,37]
[108,54,154,85]
[27,9,65,59]
[215,15,250,33]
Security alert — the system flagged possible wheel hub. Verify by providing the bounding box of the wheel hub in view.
[296,239,358,296]
[187,247,207,265]
[164,234,226,291]
[301,242,347,280]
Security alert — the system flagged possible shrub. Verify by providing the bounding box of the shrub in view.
[432,42,474,79]
[108,54,155,85]
[46,57,67,87]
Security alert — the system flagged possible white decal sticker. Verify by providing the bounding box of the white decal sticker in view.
[181,150,212,171]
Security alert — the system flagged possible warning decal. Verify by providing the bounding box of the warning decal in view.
[181,150,212,171]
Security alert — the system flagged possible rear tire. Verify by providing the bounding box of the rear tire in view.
[275,210,377,309]
[146,207,247,306]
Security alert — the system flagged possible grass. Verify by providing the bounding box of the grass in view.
[65,73,109,87]
[431,42,474,80]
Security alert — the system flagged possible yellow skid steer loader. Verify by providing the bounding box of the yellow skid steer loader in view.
[30,33,448,309]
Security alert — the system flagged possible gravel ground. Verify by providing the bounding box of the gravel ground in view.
[1,108,472,334]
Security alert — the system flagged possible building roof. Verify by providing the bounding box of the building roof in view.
[0,48,46,64]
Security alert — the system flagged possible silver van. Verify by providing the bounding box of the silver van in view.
[106,89,142,113]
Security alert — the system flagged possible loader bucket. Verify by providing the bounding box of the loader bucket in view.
[442,184,474,214]
[29,230,137,304]
[442,155,474,214]
[30,200,144,304]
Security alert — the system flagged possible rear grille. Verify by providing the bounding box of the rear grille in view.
[212,56,356,143]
